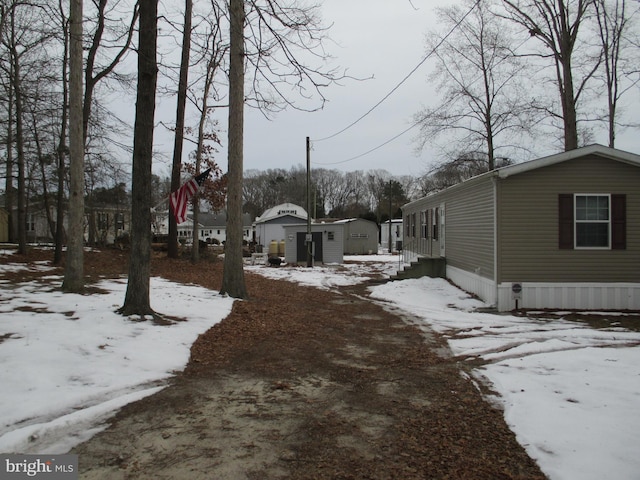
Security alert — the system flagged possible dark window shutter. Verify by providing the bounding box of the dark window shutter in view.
[559,194,574,249]
[433,207,439,240]
[611,194,626,250]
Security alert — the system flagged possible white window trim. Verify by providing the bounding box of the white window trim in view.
[574,193,611,250]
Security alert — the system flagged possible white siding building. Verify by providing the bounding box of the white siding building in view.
[254,203,308,252]
[283,223,344,265]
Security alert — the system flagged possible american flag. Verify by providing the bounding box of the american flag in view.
[170,169,211,224]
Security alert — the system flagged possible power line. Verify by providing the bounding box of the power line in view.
[313,121,420,166]
[312,0,481,144]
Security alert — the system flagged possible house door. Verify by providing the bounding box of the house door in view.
[296,232,323,263]
[439,203,445,257]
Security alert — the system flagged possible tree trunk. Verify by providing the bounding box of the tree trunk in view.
[220,0,248,299]
[34,124,56,239]
[5,63,15,244]
[54,19,69,266]
[9,7,27,254]
[169,0,192,259]
[191,196,200,263]
[119,0,158,316]
[501,0,591,152]
[62,0,85,291]
[561,52,579,151]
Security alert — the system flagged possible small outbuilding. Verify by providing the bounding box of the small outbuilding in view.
[283,223,344,265]
[254,203,308,254]
[380,218,403,253]
[330,218,379,255]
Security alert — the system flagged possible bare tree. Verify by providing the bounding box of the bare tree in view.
[366,170,392,224]
[419,153,513,195]
[0,21,17,244]
[2,1,54,254]
[53,0,69,265]
[62,0,84,291]
[500,0,599,151]
[220,0,247,298]
[186,1,228,263]
[83,0,138,143]
[50,0,136,268]
[415,0,534,170]
[119,0,157,316]
[168,0,193,259]
[594,0,638,147]
[221,0,345,298]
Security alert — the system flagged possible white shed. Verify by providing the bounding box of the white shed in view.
[283,223,344,265]
[254,203,308,253]
[331,218,379,254]
[380,219,403,253]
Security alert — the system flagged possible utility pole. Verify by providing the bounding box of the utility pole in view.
[306,137,312,267]
[388,180,392,254]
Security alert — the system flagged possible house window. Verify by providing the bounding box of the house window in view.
[26,214,35,232]
[97,212,109,230]
[576,195,609,248]
[115,212,124,230]
[559,194,626,250]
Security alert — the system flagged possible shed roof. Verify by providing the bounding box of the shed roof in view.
[330,218,378,226]
[255,203,308,223]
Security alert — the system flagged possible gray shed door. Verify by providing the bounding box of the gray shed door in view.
[296,232,323,262]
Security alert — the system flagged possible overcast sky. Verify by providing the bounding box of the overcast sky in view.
[150,0,640,179]
[242,0,453,177]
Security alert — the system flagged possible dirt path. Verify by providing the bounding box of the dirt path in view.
[72,269,545,479]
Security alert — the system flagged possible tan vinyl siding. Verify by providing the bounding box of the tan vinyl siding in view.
[444,178,495,278]
[497,155,640,282]
[405,176,495,279]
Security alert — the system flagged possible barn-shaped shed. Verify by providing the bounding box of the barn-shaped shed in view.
[254,203,308,253]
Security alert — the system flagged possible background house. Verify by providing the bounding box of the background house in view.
[401,144,640,311]
[195,212,253,244]
[0,208,8,242]
[87,205,129,245]
[153,210,253,244]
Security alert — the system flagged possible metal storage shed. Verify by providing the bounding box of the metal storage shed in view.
[331,218,379,254]
[283,223,344,265]
[254,203,308,253]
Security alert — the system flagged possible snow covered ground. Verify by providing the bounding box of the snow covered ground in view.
[251,256,640,480]
[2,250,639,480]
[0,250,234,454]
[368,276,640,480]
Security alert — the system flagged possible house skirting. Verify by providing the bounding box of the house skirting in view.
[496,282,640,312]
[446,265,496,306]
[446,265,640,312]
